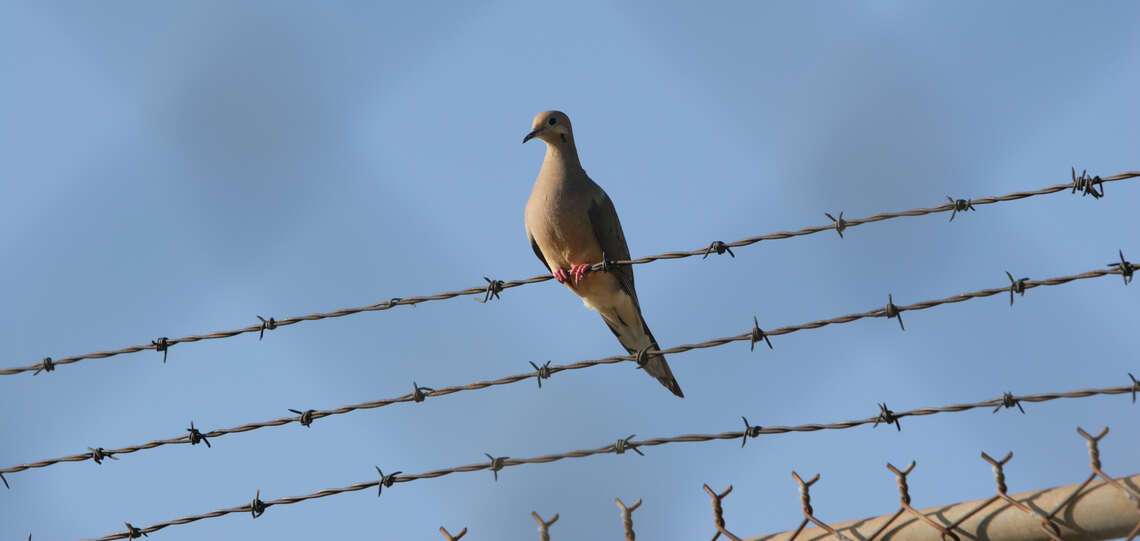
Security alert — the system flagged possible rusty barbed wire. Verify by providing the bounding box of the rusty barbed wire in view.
[8,170,1136,376]
[748,425,1139,541]
[6,260,1137,481]
[83,380,1137,540]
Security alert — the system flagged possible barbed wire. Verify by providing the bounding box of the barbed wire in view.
[7,169,1136,376]
[6,259,1136,481]
[84,378,1136,540]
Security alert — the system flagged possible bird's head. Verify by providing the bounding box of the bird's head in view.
[523,110,573,145]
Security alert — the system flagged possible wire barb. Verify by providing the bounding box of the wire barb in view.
[1006,271,1029,306]
[740,416,762,448]
[946,196,975,222]
[485,453,507,481]
[375,466,401,497]
[186,421,211,448]
[88,447,118,465]
[703,484,740,541]
[614,434,644,456]
[883,294,905,331]
[750,316,772,351]
[531,511,559,541]
[256,315,277,340]
[992,392,1025,414]
[123,522,147,539]
[598,250,616,273]
[250,489,267,519]
[151,337,172,364]
[703,240,735,259]
[33,357,53,376]
[1109,249,1134,285]
[412,381,434,402]
[288,409,316,428]
[1130,373,1140,404]
[633,344,655,369]
[439,526,467,541]
[476,276,504,303]
[1072,167,1105,198]
[825,211,847,238]
[615,498,642,541]
[529,361,552,388]
[874,403,901,431]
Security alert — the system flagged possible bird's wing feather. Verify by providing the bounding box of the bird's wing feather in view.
[586,185,639,306]
[528,231,551,272]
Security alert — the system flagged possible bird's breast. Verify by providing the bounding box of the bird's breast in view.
[526,182,601,270]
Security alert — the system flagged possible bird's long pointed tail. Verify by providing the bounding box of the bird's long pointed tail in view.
[602,317,684,398]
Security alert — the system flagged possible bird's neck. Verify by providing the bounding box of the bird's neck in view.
[542,140,583,177]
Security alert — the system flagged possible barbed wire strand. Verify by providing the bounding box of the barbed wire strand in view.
[8,170,1136,376]
[7,261,1136,480]
[85,379,1136,540]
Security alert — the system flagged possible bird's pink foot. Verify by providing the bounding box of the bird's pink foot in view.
[553,268,570,283]
[570,263,591,284]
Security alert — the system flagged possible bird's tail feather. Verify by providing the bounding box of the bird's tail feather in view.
[602,316,684,398]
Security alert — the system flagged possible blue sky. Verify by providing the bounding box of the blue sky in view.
[2,2,1138,539]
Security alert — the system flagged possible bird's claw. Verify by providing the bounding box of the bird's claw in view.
[553,269,570,284]
[570,264,591,284]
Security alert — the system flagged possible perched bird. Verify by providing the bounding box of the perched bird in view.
[523,110,684,398]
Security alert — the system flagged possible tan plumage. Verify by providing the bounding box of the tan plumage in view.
[523,110,684,398]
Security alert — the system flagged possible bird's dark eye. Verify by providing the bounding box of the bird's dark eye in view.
[548,117,557,126]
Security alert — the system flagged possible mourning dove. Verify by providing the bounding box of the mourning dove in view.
[523,110,684,398]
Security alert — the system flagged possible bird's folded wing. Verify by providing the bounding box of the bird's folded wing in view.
[586,186,639,306]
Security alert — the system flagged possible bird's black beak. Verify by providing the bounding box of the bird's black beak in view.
[522,127,544,144]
